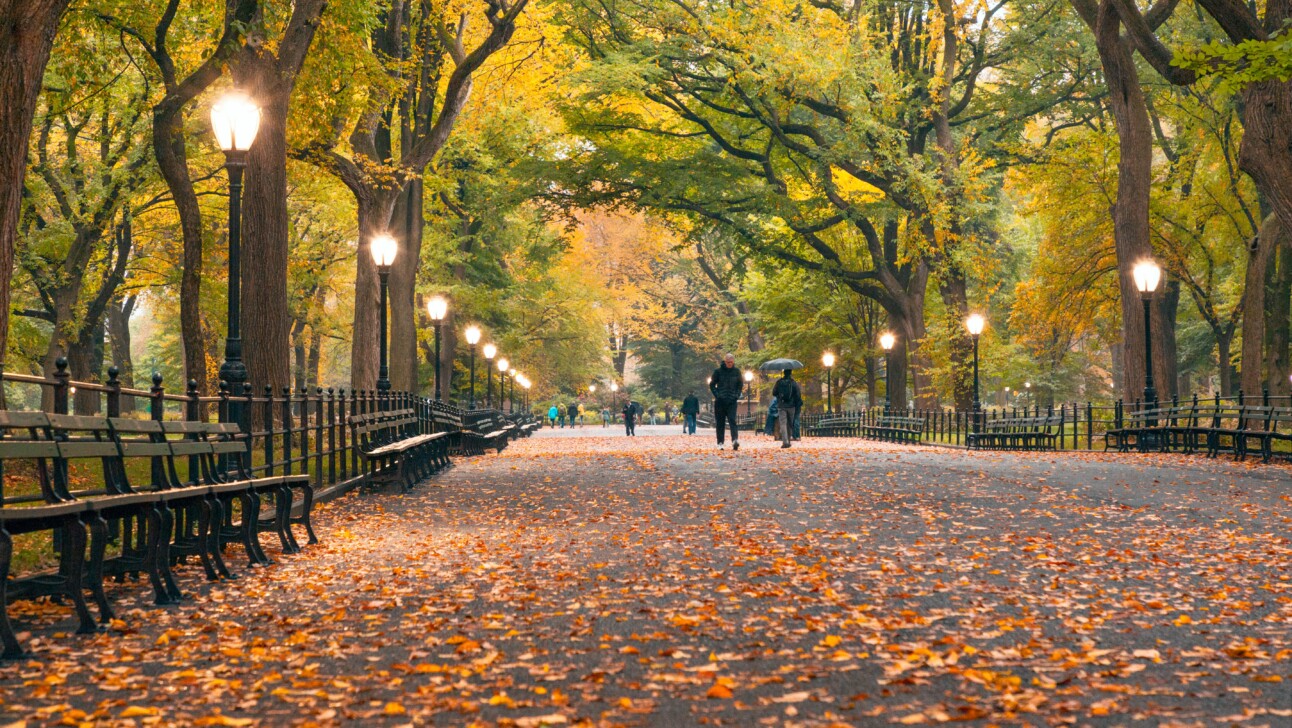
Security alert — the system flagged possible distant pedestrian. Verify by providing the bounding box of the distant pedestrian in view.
[547,404,559,428]
[765,397,779,436]
[568,402,579,429]
[578,402,586,426]
[709,353,743,450]
[601,407,610,427]
[622,401,637,436]
[681,391,699,435]
[773,368,803,448]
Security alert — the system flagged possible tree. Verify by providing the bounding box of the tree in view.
[295,0,530,390]
[235,0,329,402]
[0,0,71,399]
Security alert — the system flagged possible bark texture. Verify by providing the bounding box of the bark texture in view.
[0,0,70,398]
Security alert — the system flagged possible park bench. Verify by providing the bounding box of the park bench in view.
[350,409,451,492]
[429,404,489,455]
[1238,406,1292,462]
[968,415,1062,451]
[809,417,860,437]
[860,416,923,444]
[1104,404,1194,453]
[0,412,317,658]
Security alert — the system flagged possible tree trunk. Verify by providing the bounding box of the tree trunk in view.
[0,0,70,404]
[1266,229,1292,396]
[68,322,105,415]
[938,269,973,410]
[236,0,326,401]
[105,294,136,413]
[1217,328,1235,397]
[886,337,909,412]
[351,193,399,389]
[388,180,423,392]
[1094,2,1164,403]
[236,59,293,403]
[1157,278,1180,399]
[865,356,877,407]
[154,111,211,394]
[1241,214,1281,396]
[307,326,322,389]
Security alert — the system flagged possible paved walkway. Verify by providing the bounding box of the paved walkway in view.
[1,434,1289,726]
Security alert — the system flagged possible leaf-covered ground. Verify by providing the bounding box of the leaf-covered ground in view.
[1,430,1290,726]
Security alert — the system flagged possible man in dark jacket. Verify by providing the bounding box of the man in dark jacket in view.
[772,369,804,448]
[681,392,700,435]
[567,402,580,429]
[622,401,637,436]
[709,353,744,450]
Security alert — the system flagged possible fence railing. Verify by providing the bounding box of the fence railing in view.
[800,391,1292,451]
[1,358,521,499]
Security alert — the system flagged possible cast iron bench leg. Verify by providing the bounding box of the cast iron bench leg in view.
[0,529,23,658]
[208,496,235,579]
[85,512,114,622]
[61,521,97,635]
[194,499,219,581]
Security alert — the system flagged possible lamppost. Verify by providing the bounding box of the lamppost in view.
[879,332,896,415]
[822,352,836,414]
[522,378,531,410]
[496,357,509,412]
[427,295,448,400]
[1132,260,1162,409]
[210,91,260,434]
[507,367,517,413]
[1024,381,1032,408]
[610,381,619,413]
[744,369,755,420]
[483,343,497,408]
[966,313,986,432]
[464,325,481,409]
[370,234,398,396]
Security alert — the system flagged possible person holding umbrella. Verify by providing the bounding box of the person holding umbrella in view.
[772,368,804,448]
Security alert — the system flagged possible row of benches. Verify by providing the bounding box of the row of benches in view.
[1106,403,1292,461]
[807,416,926,443]
[0,412,314,658]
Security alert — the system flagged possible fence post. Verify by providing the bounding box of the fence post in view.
[327,388,337,485]
[152,374,167,483]
[186,379,200,480]
[282,387,294,476]
[106,366,121,418]
[263,386,275,477]
[350,390,360,475]
[52,357,70,415]
[315,387,324,484]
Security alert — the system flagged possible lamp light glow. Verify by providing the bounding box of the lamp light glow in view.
[464,326,482,345]
[210,92,260,151]
[497,357,509,372]
[427,295,448,321]
[965,313,986,337]
[879,332,896,351]
[369,234,398,267]
[822,352,836,368]
[483,343,497,360]
[1132,259,1162,294]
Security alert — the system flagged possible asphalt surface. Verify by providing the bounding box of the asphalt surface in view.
[0,433,1288,726]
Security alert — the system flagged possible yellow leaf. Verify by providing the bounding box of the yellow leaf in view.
[383,702,406,715]
[120,707,159,718]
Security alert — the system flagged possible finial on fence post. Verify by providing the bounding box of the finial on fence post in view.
[52,357,70,415]
[106,365,121,418]
[187,379,199,422]
[150,372,164,421]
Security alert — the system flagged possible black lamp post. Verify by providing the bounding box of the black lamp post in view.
[1133,260,1161,409]
[1133,260,1162,448]
[497,357,510,412]
[464,325,481,409]
[211,91,260,438]
[879,332,896,415]
[744,370,754,420]
[483,343,497,408]
[966,314,985,432]
[371,234,398,398]
[822,352,836,414]
[427,295,447,400]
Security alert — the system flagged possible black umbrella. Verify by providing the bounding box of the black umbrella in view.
[759,358,804,372]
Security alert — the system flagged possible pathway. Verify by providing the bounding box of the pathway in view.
[0,433,1288,726]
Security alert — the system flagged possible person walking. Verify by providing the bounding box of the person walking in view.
[772,368,803,448]
[765,396,779,437]
[577,402,586,427]
[547,404,559,428]
[622,401,637,436]
[681,391,700,435]
[568,402,580,429]
[709,353,744,450]
[601,407,610,427]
